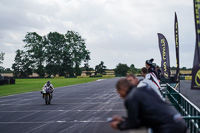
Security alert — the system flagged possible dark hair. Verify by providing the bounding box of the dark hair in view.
[126,73,136,78]
[146,58,154,66]
[116,78,132,91]
[141,67,148,74]
[156,65,159,68]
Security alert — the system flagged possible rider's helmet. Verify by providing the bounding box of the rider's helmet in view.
[47,81,51,86]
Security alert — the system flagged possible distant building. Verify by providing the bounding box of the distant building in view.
[0,73,13,77]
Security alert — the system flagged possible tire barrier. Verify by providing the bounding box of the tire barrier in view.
[10,78,15,84]
[0,78,15,85]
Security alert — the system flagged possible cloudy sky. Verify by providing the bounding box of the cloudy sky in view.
[0,0,195,69]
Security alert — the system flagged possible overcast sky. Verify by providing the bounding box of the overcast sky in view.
[0,0,195,69]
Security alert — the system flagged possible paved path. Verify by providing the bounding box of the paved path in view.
[178,80,200,108]
[0,78,128,133]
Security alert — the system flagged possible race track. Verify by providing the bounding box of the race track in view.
[179,80,200,108]
[0,78,128,133]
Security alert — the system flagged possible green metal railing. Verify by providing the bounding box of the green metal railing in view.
[161,83,200,133]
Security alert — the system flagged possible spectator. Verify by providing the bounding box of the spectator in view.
[141,67,148,77]
[145,58,157,77]
[141,67,161,89]
[110,78,187,133]
[155,65,162,80]
[126,73,162,99]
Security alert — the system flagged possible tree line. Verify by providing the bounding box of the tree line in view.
[170,66,192,70]
[12,31,90,77]
[1,40,140,77]
[1,30,192,77]
[94,62,141,76]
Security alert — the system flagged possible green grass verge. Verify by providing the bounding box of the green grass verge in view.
[0,77,109,97]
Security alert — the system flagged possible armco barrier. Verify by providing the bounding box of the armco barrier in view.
[54,76,65,79]
[102,75,115,78]
[115,74,122,77]
[161,83,200,133]
[90,75,102,78]
[65,76,76,78]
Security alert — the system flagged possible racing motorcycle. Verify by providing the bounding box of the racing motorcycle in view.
[42,86,52,105]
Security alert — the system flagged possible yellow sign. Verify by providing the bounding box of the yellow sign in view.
[161,38,168,78]
[195,69,200,86]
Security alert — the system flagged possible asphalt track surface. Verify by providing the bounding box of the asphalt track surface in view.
[0,78,128,133]
[179,80,200,108]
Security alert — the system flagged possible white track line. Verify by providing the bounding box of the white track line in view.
[0,121,108,124]
[0,109,125,112]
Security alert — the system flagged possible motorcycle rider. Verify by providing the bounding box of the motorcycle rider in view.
[41,81,54,98]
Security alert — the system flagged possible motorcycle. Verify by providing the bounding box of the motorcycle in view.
[42,86,52,105]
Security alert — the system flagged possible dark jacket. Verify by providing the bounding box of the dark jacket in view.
[118,86,183,131]
[148,66,157,77]
[156,68,162,80]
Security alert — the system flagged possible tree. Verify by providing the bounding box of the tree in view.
[12,50,33,77]
[95,61,106,75]
[0,52,5,65]
[83,54,91,76]
[0,68,12,73]
[44,31,90,76]
[129,64,137,74]
[23,32,45,77]
[180,67,187,70]
[61,51,74,76]
[4,68,12,73]
[65,31,90,76]
[115,63,129,76]
[12,31,91,77]
[45,32,66,76]
[137,69,141,74]
[171,66,177,70]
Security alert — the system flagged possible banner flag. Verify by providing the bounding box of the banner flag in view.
[157,33,171,79]
[174,12,180,82]
[191,0,200,89]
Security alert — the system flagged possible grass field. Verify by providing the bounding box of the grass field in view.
[0,77,109,97]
